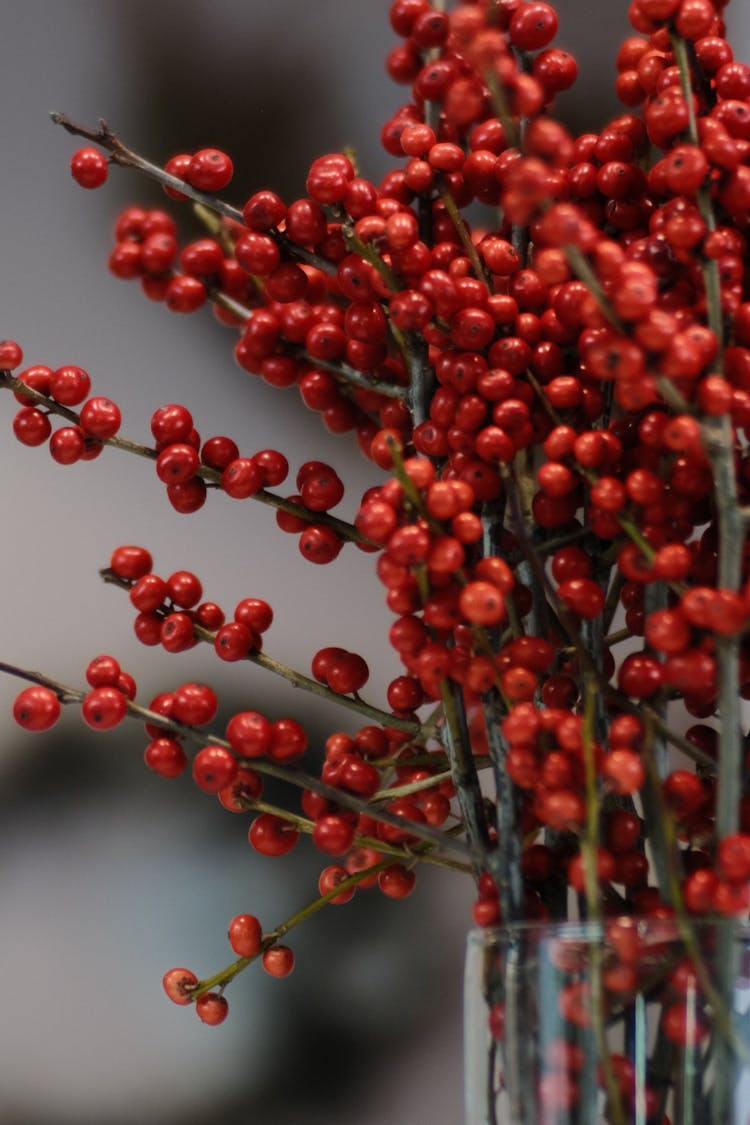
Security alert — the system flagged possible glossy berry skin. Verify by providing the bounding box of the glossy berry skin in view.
[85,654,122,688]
[192,746,238,793]
[110,545,153,581]
[214,621,255,662]
[187,149,234,192]
[13,686,61,731]
[70,147,108,189]
[144,737,187,778]
[79,396,122,439]
[13,406,52,446]
[249,812,299,856]
[162,967,198,1005]
[226,710,272,757]
[227,913,263,958]
[195,992,229,1025]
[0,339,23,369]
[81,686,128,730]
[262,945,295,977]
[171,682,218,726]
[49,365,91,406]
[156,443,201,484]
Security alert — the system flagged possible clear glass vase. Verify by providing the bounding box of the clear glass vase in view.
[465,919,750,1125]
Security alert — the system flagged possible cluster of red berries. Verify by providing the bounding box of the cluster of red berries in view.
[1,341,121,464]
[5,3,750,1110]
[162,911,293,1026]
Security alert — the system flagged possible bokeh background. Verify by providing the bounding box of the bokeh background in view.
[0,3,748,1123]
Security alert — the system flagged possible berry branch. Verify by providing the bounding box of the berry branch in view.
[3,0,750,1114]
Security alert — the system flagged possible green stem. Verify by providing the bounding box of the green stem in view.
[193,857,396,997]
[438,183,491,288]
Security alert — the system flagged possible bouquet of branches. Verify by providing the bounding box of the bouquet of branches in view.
[4,0,750,1120]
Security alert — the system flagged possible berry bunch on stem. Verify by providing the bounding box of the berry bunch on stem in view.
[4,0,750,1118]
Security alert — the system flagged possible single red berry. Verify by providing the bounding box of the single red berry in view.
[234,597,273,634]
[144,737,188,778]
[171,682,218,725]
[318,865,357,905]
[13,406,52,446]
[298,525,343,564]
[165,275,207,313]
[166,477,207,513]
[325,651,370,695]
[227,913,263,958]
[81,686,128,730]
[222,458,263,499]
[13,685,61,731]
[85,654,122,688]
[165,570,203,609]
[378,864,416,898]
[162,967,198,1005]
[242,190,286,231]
[249,812,299,856]
[0,339,23,369]
[262,945,295,977]
[195,991,229,1025]
[268,718,307,763]
[312,814,356,856]
[130,573,168,612]
[187,148,234,192]
[192,746,238,793]
[156,443,201,484]
[13,363,52,405]
[201,435,240,472]
[214,621,255,662]
[70,147,108,189]
[226,710,272,757]
[49,426,86,465]
[218,766,263,811]
[151,403,194,446]
[160,612,198,653]
[79,396,122,439]
[110,545,153,580]
[49,365,91,406]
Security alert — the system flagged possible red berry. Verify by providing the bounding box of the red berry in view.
[70,147,108,189]
[85,654,122,688]
[13,685,61,731]
[144,737,188,778]
[49,365,91,406]
[262,945,295,977]
[0,339,23,369]
[195,991,229,1025]
[226,710,272,757]
[110,545,153,580]
[162,967,198,1005]
[171,682,218,725]
[509,2,558,51]
[249,812,299,856]
[81,686,128,730]
[187,148,234,192]
[79,396,122,439]
[214,621,255,662]
[378,864,416,898]
[227,913,263,958]
[13,406,52,446]
[192,746,238,793]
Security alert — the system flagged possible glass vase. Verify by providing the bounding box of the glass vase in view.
[465,919,750,1125]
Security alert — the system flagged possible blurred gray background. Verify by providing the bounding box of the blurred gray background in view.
[0,3,748,1123]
